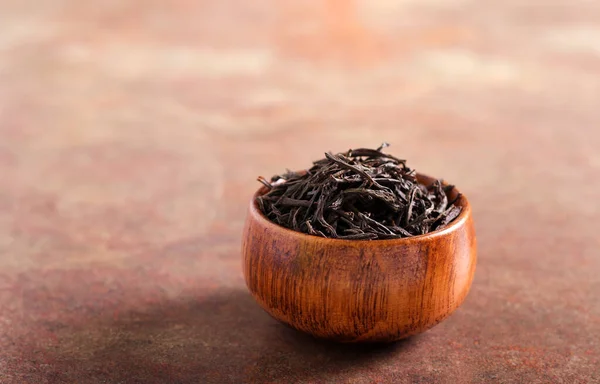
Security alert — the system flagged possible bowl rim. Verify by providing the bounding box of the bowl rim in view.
[249,172,472,245]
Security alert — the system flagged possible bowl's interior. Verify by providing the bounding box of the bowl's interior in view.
[251,172,469,243]
[416,173,462,203]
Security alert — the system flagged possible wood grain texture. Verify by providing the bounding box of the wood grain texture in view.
[243,175,476,342]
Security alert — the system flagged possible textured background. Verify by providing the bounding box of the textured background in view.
[1,0,599,383]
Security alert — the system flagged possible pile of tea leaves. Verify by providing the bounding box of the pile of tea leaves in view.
[256,144,462,240]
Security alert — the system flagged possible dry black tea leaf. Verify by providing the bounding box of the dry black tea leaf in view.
[256,145,462,240]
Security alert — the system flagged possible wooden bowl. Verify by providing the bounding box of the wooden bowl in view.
[242,174,477,342]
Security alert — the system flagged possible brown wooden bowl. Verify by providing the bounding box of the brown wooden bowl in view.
[242,174,476,343]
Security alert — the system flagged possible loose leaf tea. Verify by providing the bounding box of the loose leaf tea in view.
[256,144,462,240]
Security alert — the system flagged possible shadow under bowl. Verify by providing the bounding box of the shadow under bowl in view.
[242,173,477,343]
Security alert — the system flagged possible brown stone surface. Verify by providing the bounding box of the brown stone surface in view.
[1,0,599,383]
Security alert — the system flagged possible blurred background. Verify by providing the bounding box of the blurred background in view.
[1,0,599,382]
[2,0,597,247]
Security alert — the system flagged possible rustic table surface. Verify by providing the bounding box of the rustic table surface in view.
[1,1,599,383]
